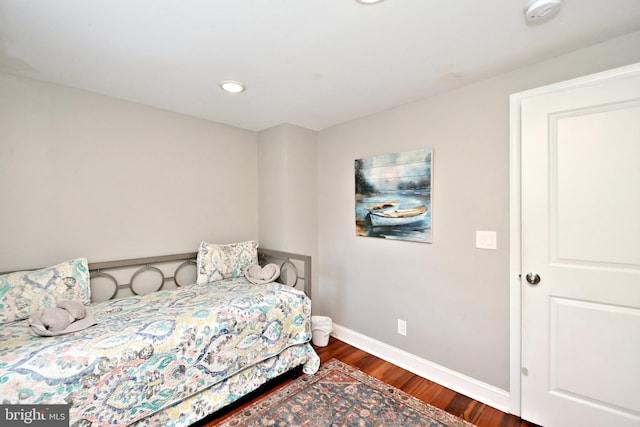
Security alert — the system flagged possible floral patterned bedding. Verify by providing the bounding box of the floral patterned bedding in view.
[0,278,320,426]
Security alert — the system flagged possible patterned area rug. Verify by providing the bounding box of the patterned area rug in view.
[217,359,475,427]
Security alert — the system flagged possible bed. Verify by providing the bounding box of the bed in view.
[0,242,319,427]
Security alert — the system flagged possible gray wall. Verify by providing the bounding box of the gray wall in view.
[315,31,640,391]
[258,124,319,294]
[0,73,258,271]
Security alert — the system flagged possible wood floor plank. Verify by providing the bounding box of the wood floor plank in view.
[199,337,539,427]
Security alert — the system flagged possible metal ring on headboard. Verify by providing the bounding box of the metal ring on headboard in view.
[130,265,165,295]
[278,261,298,287]
[90,271,119,301]
[174,260,197,287]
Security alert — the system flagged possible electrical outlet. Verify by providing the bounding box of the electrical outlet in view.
[397,319,407,336]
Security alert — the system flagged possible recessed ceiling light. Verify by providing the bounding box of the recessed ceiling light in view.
[219,80,246,93]
[356,0,384,4]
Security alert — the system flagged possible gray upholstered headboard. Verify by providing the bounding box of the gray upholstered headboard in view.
[87,248,311,302]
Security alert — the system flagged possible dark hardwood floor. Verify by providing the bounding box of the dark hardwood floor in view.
[199,337,540,427]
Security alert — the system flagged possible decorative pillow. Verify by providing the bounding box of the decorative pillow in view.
[0,258,91,325]
[197,241,259,284]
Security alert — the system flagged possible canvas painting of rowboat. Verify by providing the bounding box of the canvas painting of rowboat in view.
[355,148,432,243]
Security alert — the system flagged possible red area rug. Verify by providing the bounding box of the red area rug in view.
[217,359,475,427]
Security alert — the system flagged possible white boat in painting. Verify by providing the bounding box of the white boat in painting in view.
[368,205,428,227]
[365,200,399,212]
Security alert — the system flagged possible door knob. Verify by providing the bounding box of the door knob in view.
[525,273,541,285]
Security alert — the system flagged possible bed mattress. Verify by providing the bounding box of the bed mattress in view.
[0,277,319,426]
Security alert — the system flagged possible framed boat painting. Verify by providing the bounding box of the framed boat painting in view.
[355,148,432,243]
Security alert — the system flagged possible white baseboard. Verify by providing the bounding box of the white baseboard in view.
[331,323,511,414]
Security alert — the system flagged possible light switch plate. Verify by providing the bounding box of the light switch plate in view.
[476,230,497,249]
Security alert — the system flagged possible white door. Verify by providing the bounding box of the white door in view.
[520,65,640,427]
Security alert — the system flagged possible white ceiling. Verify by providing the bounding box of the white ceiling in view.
[1,0,640,132]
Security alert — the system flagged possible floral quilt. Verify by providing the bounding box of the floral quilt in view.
[0,278,320,426]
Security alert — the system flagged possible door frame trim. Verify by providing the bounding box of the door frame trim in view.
[508,62,640,417]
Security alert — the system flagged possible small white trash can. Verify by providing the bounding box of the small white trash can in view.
[311,315,332,347]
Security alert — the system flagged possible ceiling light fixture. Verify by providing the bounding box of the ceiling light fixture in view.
[219,80,246,93]
[356,0,384,4]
